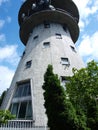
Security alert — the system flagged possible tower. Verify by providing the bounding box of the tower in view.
[1,0,84,128]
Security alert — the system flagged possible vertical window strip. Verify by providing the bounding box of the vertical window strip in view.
[10,80,33,120]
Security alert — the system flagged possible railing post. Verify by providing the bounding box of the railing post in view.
[0,120,49,130]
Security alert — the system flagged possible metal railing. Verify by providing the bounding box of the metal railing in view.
[0,120,49,130]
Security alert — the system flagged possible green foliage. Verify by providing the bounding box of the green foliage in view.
[0,110,15,125]
[43,61,98,130]
[42,65,69,130]
[43,65,81,130]
[66,60,98,130]
[0,91,6,107]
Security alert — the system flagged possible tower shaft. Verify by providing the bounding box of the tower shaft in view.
[1,23,84,126]
[1,0,85,128]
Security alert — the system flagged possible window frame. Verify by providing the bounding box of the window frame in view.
[10,80,33,120]
[55,33,62,39]
[70,45,76,53]
[60,76,69,88]
[44,21,50,28]
[61,57,70,66]
[33,35,38,40]
[43,42,50,47]
[26,60,32,69]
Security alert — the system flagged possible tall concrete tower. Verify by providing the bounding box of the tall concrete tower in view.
[1,0,84,127]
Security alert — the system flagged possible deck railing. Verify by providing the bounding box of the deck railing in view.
[0,120,48,130]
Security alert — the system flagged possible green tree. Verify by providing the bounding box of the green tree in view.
[0,91,6,107]
[66,60,98,130]
[42,65,78,130]
[43,61,98,130]
[0,110,15,126]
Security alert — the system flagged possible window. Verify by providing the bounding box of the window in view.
[70,45,76,52]
[10,80,33,120]
[11,103,19,116]
[61,57,70,66]
[14,81,31,98]
[44,21,50,28]
[33,35,38,40]
[43,42,50,47]
[11,101,32,120]
[55,33,62,39]
[26,101,32,119]
[63,25,67,32]
[18,102,27,119]
[22,51,25,58]
[26,60,32,68]
[61,76,69,88]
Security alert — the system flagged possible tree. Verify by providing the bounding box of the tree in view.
[66,60,98,130]
[42,65,78,130]
[0,110,15,126]
[42,61,98,130]
[0,91,6,107]
[0,92,15,126]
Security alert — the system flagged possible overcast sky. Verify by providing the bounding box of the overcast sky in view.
[0,0,98,94]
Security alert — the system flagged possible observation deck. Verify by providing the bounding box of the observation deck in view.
[18,0,80,45]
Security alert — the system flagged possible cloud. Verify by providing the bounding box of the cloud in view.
[0,17,11,30]
[74,0,98,18]
[0,34,6,41]
[0,44,20,93]
[0,65,14,94]
[0,0,9,6]
[73,0,98,30]
[0,45,20,66]
[6,16,11,23]
[0,19,5,29]
[78,31,98,63]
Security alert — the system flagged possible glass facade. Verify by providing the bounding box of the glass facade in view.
[10,81,32,120]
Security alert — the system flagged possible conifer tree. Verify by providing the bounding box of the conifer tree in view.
[42,65,77,130]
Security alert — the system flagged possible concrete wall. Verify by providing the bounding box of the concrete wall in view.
[1,23,84,126]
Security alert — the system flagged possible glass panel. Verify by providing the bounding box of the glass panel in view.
[43,42,50,47]
[44,21,50,28]
[22,82,31,96]
[61,58,69,65]
[14,86,23,97]
[22,85,27,97]
[14,81,31,98]
[70,45,76,52]
[27,84,31,96]
[11,103,19,117]
[33,35,38,39]
[26,60,32,68]
[55,33,62,39]
[18,102,27,119]
[26,101,32,119]
[11,80,32,120]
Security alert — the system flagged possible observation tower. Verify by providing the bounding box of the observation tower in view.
[1,0,84,128]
